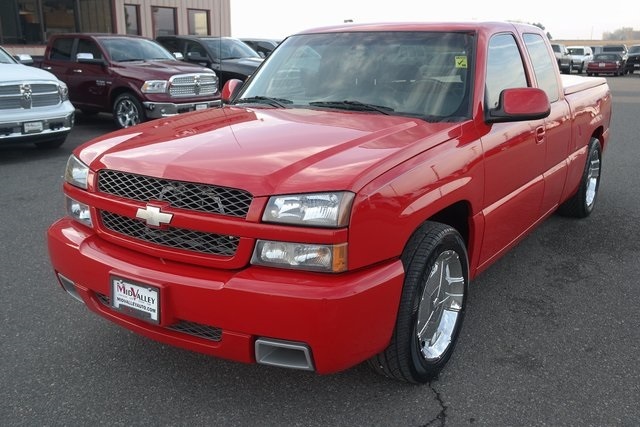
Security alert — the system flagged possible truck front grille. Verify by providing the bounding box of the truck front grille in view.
[0,82,61,110]
[169,73,218,97]
[98,170,252,218]
[100,210,239,256]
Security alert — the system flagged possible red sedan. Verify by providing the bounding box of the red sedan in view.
[587,53,626,76]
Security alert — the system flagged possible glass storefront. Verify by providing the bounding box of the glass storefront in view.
[1,0,113,45]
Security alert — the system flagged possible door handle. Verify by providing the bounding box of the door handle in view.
[72,69,83,73]
[43,66,52,70]
[535,126,545,144]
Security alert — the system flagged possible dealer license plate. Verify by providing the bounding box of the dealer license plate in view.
[111,276,160,323]
[195,103,208,110]
[598,63,606,68]
[23,121,43,133]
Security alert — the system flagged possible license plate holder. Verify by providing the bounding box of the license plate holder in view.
[23,121,43,133]
[195,103,208,111]
[111,276,160,324]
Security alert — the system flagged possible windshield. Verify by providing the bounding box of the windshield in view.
[602,46,625,53]
[0,47,18,64]
[568,48,584,55]
[629,46,640,54]
[202,38,261,60]
[101,37,176,62]
[594,54,620,61]
[236,31,474,121]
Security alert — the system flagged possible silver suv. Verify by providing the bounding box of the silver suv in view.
[0,45,75,149]
[551,43,573,74]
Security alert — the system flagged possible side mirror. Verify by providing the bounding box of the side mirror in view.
[173,52,184,60]
[221,79,244,103]
[486,87,550,124]
[77,52,105,65]
[15,53,34,65]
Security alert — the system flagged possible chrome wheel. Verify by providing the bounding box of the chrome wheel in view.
[585,151,601,209]
[416,250,465,361]
[114,94,143,128]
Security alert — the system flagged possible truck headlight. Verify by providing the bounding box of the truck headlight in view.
[66,196,93,228]
[58,82,69,101]
[262,192,354,227]
[64,155,89,189]
[141,80,169,93]
[251,240,347,272]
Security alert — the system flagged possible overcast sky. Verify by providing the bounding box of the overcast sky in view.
[230,0,638,41]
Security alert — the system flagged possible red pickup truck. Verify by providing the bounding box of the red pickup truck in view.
[40,34,221,128]
[47,22,612,384]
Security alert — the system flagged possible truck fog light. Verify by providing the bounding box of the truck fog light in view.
[66,196,93,228]
[251,240,347,272]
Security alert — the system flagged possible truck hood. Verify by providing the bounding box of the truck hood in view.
[114,60,212,78]
[1,63,61,82]
[80,107,462,196]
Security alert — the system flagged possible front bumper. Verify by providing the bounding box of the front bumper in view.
[143,99,222,119]
[0,101,75,143]
[47,218,404,374]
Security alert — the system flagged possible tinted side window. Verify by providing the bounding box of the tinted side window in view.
[485,34,528,109]
[160,38,181,54]
[185,40,207,58]
[50,38,74,61]
[523,33,559,103]
[76,39,103,60]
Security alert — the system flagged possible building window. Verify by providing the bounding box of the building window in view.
[152,6,177,37]
[124,4,140,35]
[43,0,77,38]
[188,9,209,36]
[17,0,43,43]
[78,0,113,33]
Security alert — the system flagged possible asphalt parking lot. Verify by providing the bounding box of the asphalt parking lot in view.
[1,75,639,426]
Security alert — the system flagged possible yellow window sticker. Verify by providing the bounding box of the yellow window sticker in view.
[455,56,468,68]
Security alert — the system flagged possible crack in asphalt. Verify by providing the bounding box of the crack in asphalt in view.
[421,381,447,426]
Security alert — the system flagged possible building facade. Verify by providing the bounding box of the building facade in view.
[1,0,230,55]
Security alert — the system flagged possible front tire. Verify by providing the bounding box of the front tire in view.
[558,137,602,218]
[113,93,145,128]
[368,222,469,383]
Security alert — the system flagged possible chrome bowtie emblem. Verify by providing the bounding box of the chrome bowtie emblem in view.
[136,205,173,227]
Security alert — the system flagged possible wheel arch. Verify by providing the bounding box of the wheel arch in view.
[109,86,140,108]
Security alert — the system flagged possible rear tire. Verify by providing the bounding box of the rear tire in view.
[368,221,469,383]
[558,137,602,218]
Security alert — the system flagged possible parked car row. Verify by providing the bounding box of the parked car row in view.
[556,43,640,76]
[1,34,281,148]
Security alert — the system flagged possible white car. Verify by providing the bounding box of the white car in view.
[0,46,75,149]
[567,46,594,74]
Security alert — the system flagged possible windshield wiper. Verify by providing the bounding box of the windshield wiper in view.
[235,96,292,108]
[314,100,395,114]
[309,100,393,115]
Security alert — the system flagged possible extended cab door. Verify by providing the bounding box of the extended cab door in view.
[478,33,546,268]
[522,33,572,216]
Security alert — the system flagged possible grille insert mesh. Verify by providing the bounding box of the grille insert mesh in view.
[97,170,252,218]
[101,211,239,256]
